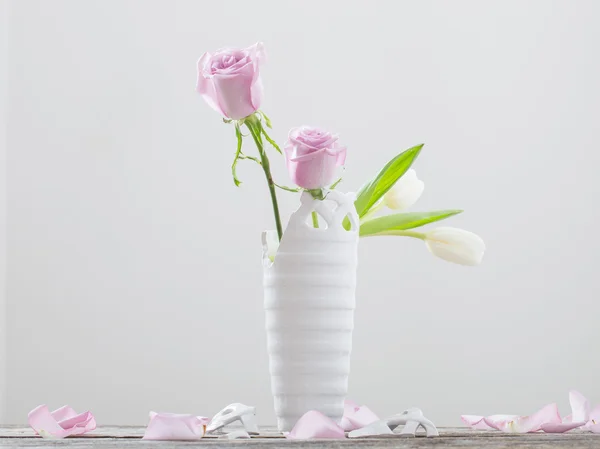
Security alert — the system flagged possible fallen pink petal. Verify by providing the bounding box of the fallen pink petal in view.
[142,412,209,441]
[286,410,345,440]
[28,405,96,439]
[540,422,585,433]
[340,400,379,431]
[569,390,590,423]
[482,415,520,431]
[589,405,600,423]
[462,414,518,430]
[485,404,561,433]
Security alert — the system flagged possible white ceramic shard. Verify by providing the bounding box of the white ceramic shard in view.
[219,430,251,439]
[263,191,360,432]
[348,408,439,438]
[206,403,259,435]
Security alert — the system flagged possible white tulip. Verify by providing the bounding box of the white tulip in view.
[262,230,280,263]
[383,169,424,211]
[424,227,485,266]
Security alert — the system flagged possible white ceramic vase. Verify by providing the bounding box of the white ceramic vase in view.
[262,191,359,432]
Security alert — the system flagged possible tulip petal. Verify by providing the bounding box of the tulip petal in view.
[28,405,96,439]
[540,422,585,433]
[340,400,379,431]
[287,411,345,440]
[383,169,424,211]
[569,390,590,423]
[425,227,485,266]
[262,230,279,264]
[143,412,209,441]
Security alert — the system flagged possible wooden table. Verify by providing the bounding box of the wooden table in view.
[1,426,599,448]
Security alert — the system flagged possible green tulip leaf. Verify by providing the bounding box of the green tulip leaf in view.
[359,209,463,237]
[354,144,423,218]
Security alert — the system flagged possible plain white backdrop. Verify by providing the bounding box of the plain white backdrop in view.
[1,0,599,426]
[1,0,8,424]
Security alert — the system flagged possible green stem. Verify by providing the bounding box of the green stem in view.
[360,200,384,222]
[245,116,283,241]
[311,211,319,228]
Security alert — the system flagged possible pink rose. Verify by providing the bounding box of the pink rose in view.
[196,42,265,120]
[284,126,347,189]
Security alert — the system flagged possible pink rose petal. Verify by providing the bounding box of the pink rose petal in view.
[142,412,209,441]
[541,422,585,433]
[50,406,78,423]
[287,411,345,440]
[340,400,379,431]
[588,422,600,434]
[28,405,96,439]
[569,390,590,423]
[495,404,561,433]
[483,415,519,430]
[461,415,496,430]
[590,405,600,423]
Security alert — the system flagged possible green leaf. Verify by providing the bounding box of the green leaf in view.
[261,127,282,154]
[259,110,273,129]
[231,125,244,186]
[274,183,301,193]
[359,209,463,237]
[354,144,423,218]
[329,176,343,190]
[239,153,261,165]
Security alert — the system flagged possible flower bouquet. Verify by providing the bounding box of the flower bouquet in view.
[197,42,484,431]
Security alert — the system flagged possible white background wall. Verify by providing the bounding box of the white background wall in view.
[0,0,8,424]
[4,0,600,426]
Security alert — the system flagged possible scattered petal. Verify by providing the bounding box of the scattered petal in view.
[143,412,209,441]
[28,405,96,439]
[50,406,78,423]
[569,390,590,423]
[287,411,345,440]
[590,405,600,423]
[340,400,379,431]
[494,404,561,433]
[461,415,492,430]
[589,422,600,434]
[482,415,519,431]
[541,422,585,433]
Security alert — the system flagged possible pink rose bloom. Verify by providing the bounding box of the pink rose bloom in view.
[284,126,347,190]
[196,42,265,120]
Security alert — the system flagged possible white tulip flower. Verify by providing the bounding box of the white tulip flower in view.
[262,230,280,263]
[424,227,485,266]
[383,169,424,211]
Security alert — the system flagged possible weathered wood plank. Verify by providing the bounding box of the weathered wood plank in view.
[0,426,599,448]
